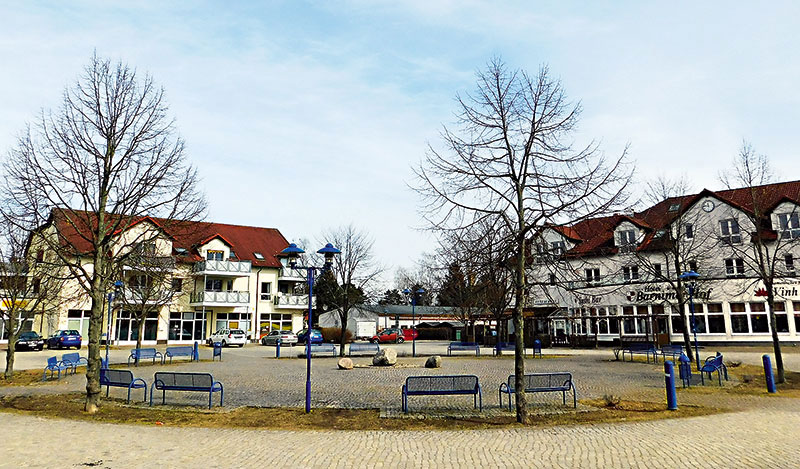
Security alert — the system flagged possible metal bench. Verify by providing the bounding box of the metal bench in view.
[42,356,70,380]
[306,343,337,357]
[493,342,515,356]
[129,348,164,366]
[61,352,88,374]
[100,368,147,403]
[700,353,728,385]
[150,372,224,409]
[164,344,198,364]
[614,343,657,363]
[499,373,577,409]
[659,344,684,362]
[401,375,482,413]
[447,342,480,356]
[349,342,380,356]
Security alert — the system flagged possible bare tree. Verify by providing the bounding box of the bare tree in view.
[320,225,383,356]
[0,54,206,412]
[413,58,632,423]
[0,224,64,379]
[719,141,796,383]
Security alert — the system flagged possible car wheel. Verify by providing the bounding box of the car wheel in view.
[397,337,405,343]
[76,344,81,350]
[38,346,44,351]
[222,340,227,347]
[261,338,267,346]
[239,343,244,348]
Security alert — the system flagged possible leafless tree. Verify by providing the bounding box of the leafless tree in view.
[321,225,384,356]
[719,141,796,383]
[0,224,64,379]
[413,58,632,423]
[0,54,206,412]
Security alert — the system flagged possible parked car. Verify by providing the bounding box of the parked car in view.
[45,330,82,350]
[14,331,45,351]
[371,327,417,344]
[261,330,298,346]
[208,328,247,347]
[296,328,323,344]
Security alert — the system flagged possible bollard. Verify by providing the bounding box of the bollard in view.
[193,341,199,361]
[276,338,281,358]
[763,354,777,393]
[664,360,678,410]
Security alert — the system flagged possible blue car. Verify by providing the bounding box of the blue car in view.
[46,329,82,350]
[296,328,323,344]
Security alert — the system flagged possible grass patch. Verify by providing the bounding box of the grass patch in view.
[680,363,800,398]
[0,393,720,431]
[0,368,65,387]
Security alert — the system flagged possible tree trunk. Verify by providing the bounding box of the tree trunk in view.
[85,267,105,413]
[513,231,527,423]
[135,314,146,363]
[766,289,785,384]
[339,304,348,357]
[4,314,18,380]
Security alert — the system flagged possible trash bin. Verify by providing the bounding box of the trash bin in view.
[678,353,692,388]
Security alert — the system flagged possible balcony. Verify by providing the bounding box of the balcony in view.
[274,293,312,309]
[189,290,250,306]
[193,260,252,276]
[278,267,307,282]
[119,287,174,305]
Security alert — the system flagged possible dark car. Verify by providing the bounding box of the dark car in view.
[371,327,417,344]
[296,328,323,344]
[46,329,82,350]
[14,331,45,351]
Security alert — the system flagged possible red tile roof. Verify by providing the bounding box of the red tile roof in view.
[46,209,290,268]
[556,180,800,257]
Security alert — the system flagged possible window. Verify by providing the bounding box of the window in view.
[654,229,667,239]
[67,309,91,337]
[774,301,789,333]
[32,278,41,294]
[720,219,741,244]
[129,274,153,289]
[618,230,636,245]
[230,250,237,259]
[35,250,44,263]
[688,260,698,272]
[206,250,224,261]
[622,266,639,282]
[260,313,293,333]
[136,243,156,256]
[585,268,600,283]
[725,258,745,277]
[171,278,183,292]
[707,303,725,333]
[794,301,800,336]
[169,311,206,341]
[684,223,694,239]
[216,312,251,335]
[253,252,265,260]
[550,241,566,254]
[205,279,222,291]
[730,302,748,333]
[653,263,663,278]
[777,212,800,239]
[115,310,158,342]
[785,254,795,273]
[668,203,680,212]
[260,282,272,301]
[548,274,556,286]
[226,279,233,291]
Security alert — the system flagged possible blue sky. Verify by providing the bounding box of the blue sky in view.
[2,1,799,283]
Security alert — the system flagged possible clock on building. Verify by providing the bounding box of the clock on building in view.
[702,200,715,212]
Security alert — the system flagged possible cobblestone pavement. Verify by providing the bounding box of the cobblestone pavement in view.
[1,406,798,468]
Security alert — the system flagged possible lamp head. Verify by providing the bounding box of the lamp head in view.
[280,243,305,268]
[679,270,700,282]
[317,243,341,268]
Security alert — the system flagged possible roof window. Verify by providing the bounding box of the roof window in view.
[175,247,188,255]
[668,203,680,212]
[254,252,264,260]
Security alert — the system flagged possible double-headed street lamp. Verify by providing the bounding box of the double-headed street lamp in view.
[279,242,340,413]
[402,288,425,358]
[679,270,701,371]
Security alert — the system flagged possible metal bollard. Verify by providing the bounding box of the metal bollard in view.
[664,360,678,410]
[193,341,199,361]
[276,338,281,358]
[763,354,776,393]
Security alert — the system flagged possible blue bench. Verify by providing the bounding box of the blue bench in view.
[493,342,515,356]
[660,344,684,362]
[306,343,337,357]
[150,372,223,409]
[42,356,70,380]
[402,375,482,413]
[129,348,163,366]
[100,368,147,403]
[700,353,728,385]
[61,352,88,374]
[164,344,198,364]
[447,342,480,356]
[614,343,657,363]
[499,372,576,410]
[349,342,380,356]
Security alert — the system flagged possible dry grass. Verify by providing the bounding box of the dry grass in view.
[680,363,800,398]
[0,368,64,387]
[0,393,720,431]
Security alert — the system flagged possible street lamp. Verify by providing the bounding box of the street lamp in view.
[279,242,340,413]
[105,280,124,366]
[403,288,425,358]
[679,270,701,371]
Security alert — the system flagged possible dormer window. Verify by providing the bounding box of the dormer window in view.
[207,250,224,261]
[618,230,636,245]
[654,229,667,239]
[720,219,741,244]
[668,203,680,212]
[550,241,566,254]
[253,252,264,260]
[230,250,237,259]
[777,213,800,239]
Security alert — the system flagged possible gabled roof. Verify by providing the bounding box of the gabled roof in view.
[552,179,800,257]
[45,208,290,268]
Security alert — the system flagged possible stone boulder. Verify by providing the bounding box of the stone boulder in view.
[425,355,442,368]
[372,348,397,366]
[337,357,354,370]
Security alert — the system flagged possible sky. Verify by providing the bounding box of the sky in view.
[1,1,799,286]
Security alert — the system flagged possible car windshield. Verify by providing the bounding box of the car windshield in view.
[20,332,38,339]
[67,330,80,335]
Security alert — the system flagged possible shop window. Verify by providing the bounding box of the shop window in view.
[731,314,749,333]
[169,311,206,341]
[794,301,800,333]
[707,315,726,333]
[730,302,746,313]
[773,301,789,332]
[749,302,766,312]
[750,314,769,333]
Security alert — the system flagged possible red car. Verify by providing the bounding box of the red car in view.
[371,328,418,344]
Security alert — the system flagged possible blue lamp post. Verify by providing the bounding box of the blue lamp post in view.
[403,288,425,358]
[679,270,701,371]
[280,242,340,413]
[104,280,124,366]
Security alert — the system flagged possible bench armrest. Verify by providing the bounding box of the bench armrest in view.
[211,381,224,392]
